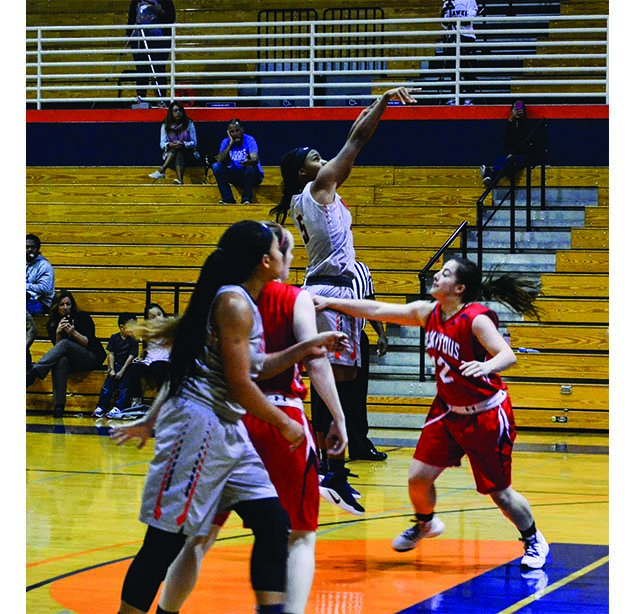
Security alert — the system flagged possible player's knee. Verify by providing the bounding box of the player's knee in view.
[235,497,290,592]
[121,526,186,611]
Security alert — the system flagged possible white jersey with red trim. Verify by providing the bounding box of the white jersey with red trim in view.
[425,302,506,406]
[290,181,356,280]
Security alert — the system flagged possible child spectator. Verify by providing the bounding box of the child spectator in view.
[92,313,139,418]
[125,302,171,409]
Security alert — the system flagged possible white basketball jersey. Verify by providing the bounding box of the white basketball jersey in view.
[290,182,356,279]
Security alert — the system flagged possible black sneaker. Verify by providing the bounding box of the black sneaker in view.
[319,467,365,515]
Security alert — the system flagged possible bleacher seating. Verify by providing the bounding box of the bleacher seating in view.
[26,163,608,432]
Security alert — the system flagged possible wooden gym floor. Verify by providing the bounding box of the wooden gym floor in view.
[24,415,610,613]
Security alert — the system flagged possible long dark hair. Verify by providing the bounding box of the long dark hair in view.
[270,146,310,224]
[165,220,275,398]
[47,289,80,328]
[163,101,190,130]
[452,257,542,320]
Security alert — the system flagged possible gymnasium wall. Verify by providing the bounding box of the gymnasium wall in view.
[26,105,608,168]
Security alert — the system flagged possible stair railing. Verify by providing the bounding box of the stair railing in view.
[417,221,470,381]
[474,119,548,270]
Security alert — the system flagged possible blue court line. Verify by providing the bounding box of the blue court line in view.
[395,543,608,613]
[27,422,609,456]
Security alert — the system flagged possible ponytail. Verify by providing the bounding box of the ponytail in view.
[270,146,311,224]
[453,257,542,320]
[165,220,275,398]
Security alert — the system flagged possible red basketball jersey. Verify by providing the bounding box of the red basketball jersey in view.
[425,302,506,406]
[256,281,308,399]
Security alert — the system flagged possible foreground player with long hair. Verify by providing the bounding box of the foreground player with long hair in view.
[111,220,347,614]
[313,257,550,570]
[147,223,349,614]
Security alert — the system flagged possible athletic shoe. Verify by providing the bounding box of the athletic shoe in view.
[392,516,445,552]
[173,178,183,185]
[241,200,251,204]
[105,407,124,419]
[218,199,236,205]
[317,465,360,497]
[349,484,362,499]
[520,530,549,569]
[464,98,473,106]
[92,406,106,418]
[148,171,165,179]
[349,447,388,461]
[319,468,365,515]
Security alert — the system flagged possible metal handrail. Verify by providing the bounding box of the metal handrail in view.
[26,14,608,108]
[416,221,470,381]
[475,119,548,270]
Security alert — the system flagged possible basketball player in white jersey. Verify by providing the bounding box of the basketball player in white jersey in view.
[270,87,418,511]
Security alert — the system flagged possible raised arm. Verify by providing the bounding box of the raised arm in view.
[314,295,436,329]
[311,87,417,203]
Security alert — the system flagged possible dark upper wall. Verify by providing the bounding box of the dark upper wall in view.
[25,105,608,167]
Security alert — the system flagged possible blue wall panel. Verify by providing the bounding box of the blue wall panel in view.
[26,118,608,167]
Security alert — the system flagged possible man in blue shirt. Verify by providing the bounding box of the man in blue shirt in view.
[26,233,56,367]
[26,233,55,315]
[212,118,264,205]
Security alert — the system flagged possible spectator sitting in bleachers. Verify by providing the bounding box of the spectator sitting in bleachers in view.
[26,233,55,368]
[26,290,107,418]
[92,313,140,420]
[117,302,172,417]
[148,101,200,185]
[480,99,531,186]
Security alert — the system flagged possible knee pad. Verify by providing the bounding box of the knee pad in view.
[234,497,290,593]
[121,526,186,612]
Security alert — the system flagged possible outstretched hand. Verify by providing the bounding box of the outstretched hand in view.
[110,419,153,450]
[384,87,421,104]
[306,331,349,358]
[312,295,331,313]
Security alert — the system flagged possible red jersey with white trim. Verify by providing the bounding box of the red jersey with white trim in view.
[256,281,308,400]
[425,302,506,406]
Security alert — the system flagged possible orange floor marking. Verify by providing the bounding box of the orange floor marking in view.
[51,538,521,613]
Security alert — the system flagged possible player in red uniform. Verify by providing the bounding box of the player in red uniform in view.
[313,256,550,570]
[152,223,349,614]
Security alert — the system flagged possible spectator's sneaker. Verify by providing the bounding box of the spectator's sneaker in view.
[520,530,549,569]
[173,178,183,185]
[319,468,365,515]
[105,407,124,420]
[392,516,445,552]
[241,200,251,204]
[92,407,106,418]
[464,98,473,106]
[218,199,236,205]
[148,171,165,179]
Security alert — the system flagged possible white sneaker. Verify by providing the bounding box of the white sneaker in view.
[392,516,445,552]
[520,530,549,569]
[92,407,105,418]
[148,170,165,179]
[106,407,124,419]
